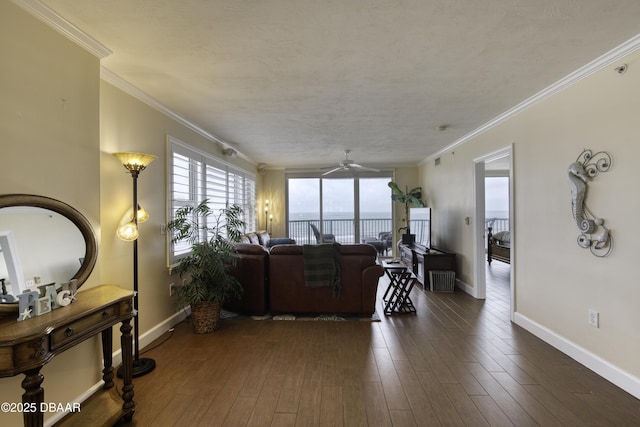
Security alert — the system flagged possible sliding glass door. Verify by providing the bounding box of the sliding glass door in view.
[359,177,393,241]
[322,178,355,243]
[287,174,392,245]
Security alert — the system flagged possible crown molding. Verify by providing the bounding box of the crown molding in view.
[12,0,112,58]
[100,68,256,166]
[423,33,640,165]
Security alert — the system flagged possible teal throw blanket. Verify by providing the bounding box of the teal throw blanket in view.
[303,243,342,297]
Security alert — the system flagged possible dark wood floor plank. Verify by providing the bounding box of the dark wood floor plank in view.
[522,384,587,426]
[389,409,418,427]
[471,395,515,427]
[247,372,285,427]
[271,412,297,427]
[372,346,411,410]
[491,371,562,426]
[393,359,443,427]
[342,378,368,427]
[465,362,538,426]
[441,383,491,427]
[362,380,393,427]
[223,396,258,427]
[319,385,344,426]
[416,370,467,426]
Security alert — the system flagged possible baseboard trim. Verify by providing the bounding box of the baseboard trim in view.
[44,309,189,427]
[454,278,474,296]
[513,312,640,400]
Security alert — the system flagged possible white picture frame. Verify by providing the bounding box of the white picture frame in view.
[0,230,26,295]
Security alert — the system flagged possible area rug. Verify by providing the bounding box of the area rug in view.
[220,310,380,322]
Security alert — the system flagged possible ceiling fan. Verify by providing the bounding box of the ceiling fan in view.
[322,150,380,176]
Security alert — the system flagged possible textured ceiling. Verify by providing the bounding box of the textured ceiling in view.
[39,0,640,170]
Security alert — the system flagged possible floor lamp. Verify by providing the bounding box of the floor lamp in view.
[114,151,157,378]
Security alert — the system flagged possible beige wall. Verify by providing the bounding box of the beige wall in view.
[421,48,640,382]
[0,3,103,424]
[389,167,420,256]
[260,170,286,236]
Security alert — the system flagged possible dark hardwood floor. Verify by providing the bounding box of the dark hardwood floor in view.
[107,261,640,426]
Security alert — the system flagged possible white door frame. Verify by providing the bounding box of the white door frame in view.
[472,145,514,320]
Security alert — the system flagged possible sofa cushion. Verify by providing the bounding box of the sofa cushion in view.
[256,230,270,247]
[268,238,296,247]
[339,244,378,257]
[245,232,261,245]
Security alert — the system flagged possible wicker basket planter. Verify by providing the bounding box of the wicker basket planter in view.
[190,301,221,334]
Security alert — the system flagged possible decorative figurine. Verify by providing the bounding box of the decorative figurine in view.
[567,149,613,257]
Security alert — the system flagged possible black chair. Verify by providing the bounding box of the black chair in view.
[362,231,393,256]
[309,223,336,243]
[379,232,393,255]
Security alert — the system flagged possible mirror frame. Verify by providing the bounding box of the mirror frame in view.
[0,194,98,290]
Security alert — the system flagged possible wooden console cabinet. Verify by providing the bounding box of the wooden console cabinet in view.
[0,285,135,427]
[398,243,456,289]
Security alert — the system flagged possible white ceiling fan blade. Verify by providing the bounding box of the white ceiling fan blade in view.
[322,167,343,176]
[351,163,380,172]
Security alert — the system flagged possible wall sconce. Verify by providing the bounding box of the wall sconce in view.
[113,151,157,377]
[264,199,269,231]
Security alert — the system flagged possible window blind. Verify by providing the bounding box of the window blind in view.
[167,136,256,266]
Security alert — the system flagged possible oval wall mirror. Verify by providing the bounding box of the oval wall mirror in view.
[0,194,97,311]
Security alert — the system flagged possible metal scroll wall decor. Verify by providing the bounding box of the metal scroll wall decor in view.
[567,149,613,257]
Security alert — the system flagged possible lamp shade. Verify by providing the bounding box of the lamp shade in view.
[113,152,157,172]
[135,205,149,223]
[117,221,139,241]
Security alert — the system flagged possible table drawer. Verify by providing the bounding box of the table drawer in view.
[51,306,117,350]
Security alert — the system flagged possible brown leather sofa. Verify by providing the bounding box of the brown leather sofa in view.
[226,243,270,315]
[269,244,383,315]
[226,230,295,315]
[227,239,383,316]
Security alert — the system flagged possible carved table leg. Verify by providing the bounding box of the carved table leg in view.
[120,318,135,420]
[21,367,44,427]
[101,326,114,389]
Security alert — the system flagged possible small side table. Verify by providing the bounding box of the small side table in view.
[381,260,417,315]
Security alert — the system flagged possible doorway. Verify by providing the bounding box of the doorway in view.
[473,146,514,321]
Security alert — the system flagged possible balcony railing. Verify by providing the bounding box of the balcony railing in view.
[287,217,509,245]
[289,219,392,245]
[485,217,509,234]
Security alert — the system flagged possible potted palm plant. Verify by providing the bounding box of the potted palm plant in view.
[388,182,425,243]
[167,200,245,333]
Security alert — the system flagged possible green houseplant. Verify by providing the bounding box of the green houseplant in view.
[388,182,425,242]
[167,200,245,333]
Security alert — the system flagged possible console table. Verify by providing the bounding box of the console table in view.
[0,285,135,427]
[398,243,456,289]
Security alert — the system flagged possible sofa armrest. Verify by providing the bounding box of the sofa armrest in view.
[235,243,269,255]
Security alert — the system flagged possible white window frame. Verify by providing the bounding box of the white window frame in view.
[166,136,256,266]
